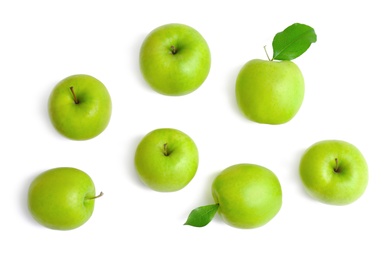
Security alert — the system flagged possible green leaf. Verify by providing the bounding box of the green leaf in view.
[272,23,317,61]
[184,204,219,227]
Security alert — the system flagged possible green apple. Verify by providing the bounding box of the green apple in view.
[28,167,103,230]
[48,74,112,140]
[235,23,316,125]
[139,23,211,96]
[212,164,282,228]
[236,59,304,124]
[185,163,282,229]
[134,128,198,192]
[299,140,369,205]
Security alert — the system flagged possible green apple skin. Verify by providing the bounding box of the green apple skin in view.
[48,74,112,140]
[299,140,369,205]
[139,23,211,96]
[28,167,98,230]
[212,164,282,229]
[235,59,304,124]
[134,128,199,192]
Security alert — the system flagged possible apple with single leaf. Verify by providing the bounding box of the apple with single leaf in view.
[236,23,316,124]
[28,167,103,230]
[139,23,211,96]
[299,140,369,205]
[185,163,282,229]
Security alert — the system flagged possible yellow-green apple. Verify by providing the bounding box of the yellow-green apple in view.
[235,23,316,124]
[185,163,282,229]
[139,23,211,96]
[299,140,369,205]
[134,128,199,192]
[28,167,103,230]
[236,60,304,124]
[48,74,112,140]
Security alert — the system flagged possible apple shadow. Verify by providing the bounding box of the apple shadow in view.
[40,80,64,139]
[20,170,45,228]
[225,65,245,118]
[128,33,156,94]
[288,148,312,200]
[125,134,151,191]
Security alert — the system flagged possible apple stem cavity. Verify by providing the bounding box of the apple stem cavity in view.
[264,45,272,61]
[163,143,170,156]
[70,86,79,104]
[334,158,340,173]
[170,45,178,55]
[86,191,104,200]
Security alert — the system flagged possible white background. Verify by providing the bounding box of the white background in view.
[1,0,389,259]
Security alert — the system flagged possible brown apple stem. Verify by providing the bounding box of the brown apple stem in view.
[334,158,340,173]
[87,191,104,200]
[170,45,177,55]
[264,45,272,61]
[70,86,79,104]
[163,143,169,156]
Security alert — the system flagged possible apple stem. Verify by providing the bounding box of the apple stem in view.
[334,158,340,173]
[170,45,177,55]
[163,143,170,156]
[70,86,79,104]
[264,45,272,61]
[86,191,104,200]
